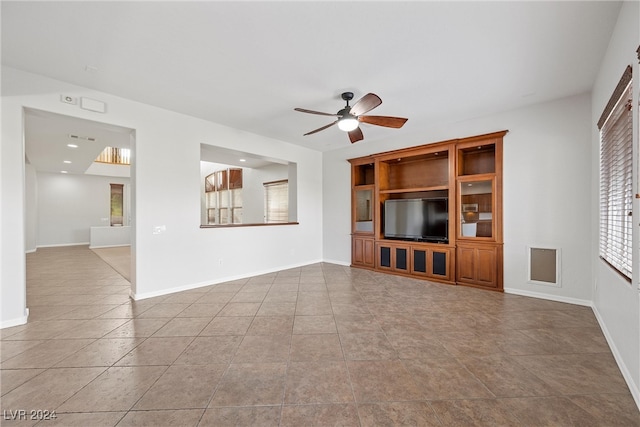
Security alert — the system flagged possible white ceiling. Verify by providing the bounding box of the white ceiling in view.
[23,108,133,174]
[200,143,288,169]
[2,1,622,161]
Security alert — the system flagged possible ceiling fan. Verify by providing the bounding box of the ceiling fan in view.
[294,92,408,143]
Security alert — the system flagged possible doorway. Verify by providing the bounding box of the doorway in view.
[23,108,136,299]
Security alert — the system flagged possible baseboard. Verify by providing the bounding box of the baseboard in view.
[591,305,640,411]
[89,244,131,249]
[36,242,90,248]
[503,287,592,307]
[321,258,351,267]
[0,308,29,329]
[131,258,325,301]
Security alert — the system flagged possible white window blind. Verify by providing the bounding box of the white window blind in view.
[264,180,288,223]
[598,66,633,281]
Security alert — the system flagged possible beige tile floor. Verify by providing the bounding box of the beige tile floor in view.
[1,245,638,426]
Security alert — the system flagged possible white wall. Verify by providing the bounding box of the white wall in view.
[324,92,593,305]
[1,66,323,327]
[1,75,28,327]
[25,163,37,252]
[243,163,289,224]
[590,0,640,407]
[35,172,130,247]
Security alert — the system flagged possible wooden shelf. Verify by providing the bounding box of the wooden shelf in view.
[379,185,449,195]
[379,153,449,191]
[352,162,375,186]
[458,144,496,176]
[354,184,375,190]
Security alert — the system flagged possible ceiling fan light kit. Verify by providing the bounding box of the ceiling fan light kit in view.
[294,91,408,143]
[337,116,359,132]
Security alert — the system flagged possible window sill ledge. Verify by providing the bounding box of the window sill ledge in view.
[200,222,299,229]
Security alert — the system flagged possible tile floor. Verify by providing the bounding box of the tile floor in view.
[1,245,639,426]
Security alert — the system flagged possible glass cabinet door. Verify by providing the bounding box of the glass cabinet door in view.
[460,179,493,238]
[354,188,373,233]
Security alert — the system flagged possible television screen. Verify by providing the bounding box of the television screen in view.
[384,198,448,242]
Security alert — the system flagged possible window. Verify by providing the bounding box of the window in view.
[264,180,288,223]
[96,147,131,165]
[598,65,633,281]
[110,183,124,226]
[205,168,243,225]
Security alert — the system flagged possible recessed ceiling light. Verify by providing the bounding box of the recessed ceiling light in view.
[239,159,246,162]
[63,160,71,164]
[61,171,68,174]
[67,144,78,148]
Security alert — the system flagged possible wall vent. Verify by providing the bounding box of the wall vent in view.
[68,134,96,142]
[527,246,560,287]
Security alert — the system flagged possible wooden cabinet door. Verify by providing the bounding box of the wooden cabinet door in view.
[475,245,497,286]
[353,237,374,268]
[456,244,500,289]
[412,249,428,276]
[377,243,410,273]
[430,249,451,281]
[456,246,477,282]
[378,244,393,270]
[412,247,453,282]
[394,246,409,272]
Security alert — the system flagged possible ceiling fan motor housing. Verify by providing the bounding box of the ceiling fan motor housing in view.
[337,107,352,116]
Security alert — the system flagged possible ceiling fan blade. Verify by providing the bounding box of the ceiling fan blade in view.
[350,93,382,116]
[358,115,408,128]
[303,120,338,136]
[294,108,339,117]
[348,127,364,144]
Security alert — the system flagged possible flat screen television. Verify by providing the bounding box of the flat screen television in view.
[384,198,448,243]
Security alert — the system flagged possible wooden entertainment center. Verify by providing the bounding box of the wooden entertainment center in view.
[349,130,507,291]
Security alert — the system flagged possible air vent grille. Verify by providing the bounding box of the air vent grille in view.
[528,246,560,286]
[68,134,96,142]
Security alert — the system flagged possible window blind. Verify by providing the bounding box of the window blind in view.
[264,180,288,223]
[599,67,633,281]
